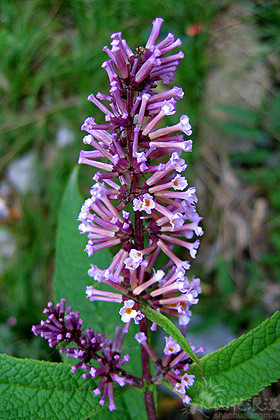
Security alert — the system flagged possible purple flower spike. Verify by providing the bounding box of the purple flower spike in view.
[149,335,204,406]
[33,300,142,411]
[32,299,83,347]
[78,17,204,331]
[33,18,206,415]
[32,17,209,415]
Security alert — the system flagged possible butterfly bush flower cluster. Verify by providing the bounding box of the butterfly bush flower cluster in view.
[32,299,141,411]
[135,332,204,405]
[33,18,204,415]
[79,17,203,327]
[33,298,204,411]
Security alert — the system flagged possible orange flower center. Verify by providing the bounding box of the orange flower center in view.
[125,308,133,315]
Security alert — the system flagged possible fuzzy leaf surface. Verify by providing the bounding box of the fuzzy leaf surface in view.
[164,311,280,408]
[0,353,127,419]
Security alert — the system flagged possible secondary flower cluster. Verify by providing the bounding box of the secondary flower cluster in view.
[78,17,203,327]
[135,332,205,404]
[32,299,141,411]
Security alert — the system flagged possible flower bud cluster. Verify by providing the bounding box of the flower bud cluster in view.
[32,300,141,411]
[32,299,84,348]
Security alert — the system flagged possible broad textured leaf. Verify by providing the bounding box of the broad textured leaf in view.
[53,167,141,376]
[164,312,280,408]
[0,353,128,419]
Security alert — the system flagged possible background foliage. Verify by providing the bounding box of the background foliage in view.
[0,0,279,418]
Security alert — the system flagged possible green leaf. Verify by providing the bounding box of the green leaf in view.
[53,166,110,329]
[165,311,280,408]
[230,149,272,165]
[92,389,147,420]
[218,121,264,139]
[238,165,280,185]
[264,92,280,137]
[0,353,127,419]
[141,304,203,371]
[53,167,141,376]
[215,258,234,295]
[215,103,259,124]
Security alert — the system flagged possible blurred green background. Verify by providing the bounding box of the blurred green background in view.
[0,0,279,418]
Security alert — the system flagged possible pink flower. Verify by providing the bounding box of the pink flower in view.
[124,249,143,271]
[119,300,144,324]
[164,336,181,355]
